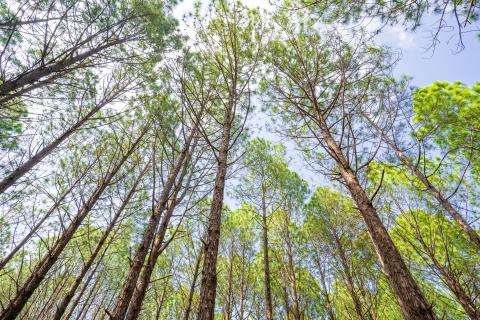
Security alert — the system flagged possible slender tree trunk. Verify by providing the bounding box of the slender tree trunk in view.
[313,105,436,320]
[284,213,300,320]
[364,114,480,251]
[124,159,191,320]
[315,254,335,320]
[430,253,478,318]
[64,251,106,320]
[197,104,233,320]
[76,275,103,320]
[52,165,147,320]
[238,246,246,320]
[261,190,274,320]
[184,247,203,320]
[155,286,167,320]
[332,232,371,320]
[0,91,120,194]
[109,125,197,320]
[0,132,142,320]
[0,162,91,269]
[224,239,235,320]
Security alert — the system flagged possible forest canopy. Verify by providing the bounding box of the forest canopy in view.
[0,0,479,319]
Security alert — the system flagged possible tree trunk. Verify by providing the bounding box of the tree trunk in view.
[364,114,480,251]
[124,159,191,320]
[262,190,274,320]
[284,213,300,320]
[224,239,235,320]
[184,246,203,320]
[238,246,246,320]
[52,165,147,320]
[197,104,233,320]
[109,125,197,320]
[0,37,127,101]
[332,232,371,320]
[315,254,335,320]
[0,131,143,320]
[0,91,120,194]
[313,106,436,320]
[392,198,480,320]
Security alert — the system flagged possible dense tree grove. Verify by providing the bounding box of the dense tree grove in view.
[0,0,478,319]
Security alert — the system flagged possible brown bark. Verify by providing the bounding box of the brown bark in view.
[332,232,372,320]
[52,165,147,320]
[108,125,197,320]
[283,213,300,320]
[365,116,480,251]
[197,104,233,320]
[429,252,478,319]
[224,240,235,320]
[313,105,436,320]
[0,37,127,101]
[238,246,246,320]
[184,247,203,320]
[0,131,143,320]
[124,158,191,320]
[0,163,89,269]
[63,247,106,320]
[261,190,274,320]
[0,91,121,194]
[315,254,335,320]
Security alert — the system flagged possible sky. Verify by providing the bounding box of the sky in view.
[171,0,480,201]
[173,0,480,87]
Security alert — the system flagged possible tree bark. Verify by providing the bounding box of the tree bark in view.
[197,104,233,320]
[0,37,127,102]
[109,125,197,320]
[124,158,191,320]
[184,247,203,320]
[315,254,335,320]
[283,212,300,320]
[52,165,147,320]
[0,91,121,194]
[0,131,143,320]
[392,198,480,320]
[261,190,274,320]
[313,105,436,320]
[0,164,89,269]
[332,232,372,320]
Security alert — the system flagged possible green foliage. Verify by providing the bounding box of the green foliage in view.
[414,81,480,176]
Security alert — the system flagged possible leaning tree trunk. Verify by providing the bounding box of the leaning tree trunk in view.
[52,164,148,320]
[283,212,301,320]
[124,159,192,320]
[0,131,143,320]
[0,162,91,269]
[0,37,128,103]
[183,246,203,320]
[365,115,480,251]
[108,125,197,320]
[313,104,436,320]
[0,90,122,194]
[392,198,480,320]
